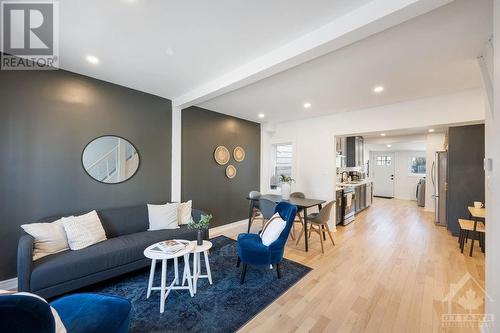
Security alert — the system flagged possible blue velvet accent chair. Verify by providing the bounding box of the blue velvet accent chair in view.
[51,293,131,333]
[236,201,297,283]
[0,293,131,333]
[0,294,55,333]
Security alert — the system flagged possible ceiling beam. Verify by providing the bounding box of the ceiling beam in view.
[173,0,453,109]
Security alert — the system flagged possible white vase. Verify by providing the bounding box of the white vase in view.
[281,182,291,200]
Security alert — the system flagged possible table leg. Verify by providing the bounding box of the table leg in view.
[204,250,213,285]
[304,207,309,252]
[184,254,194,297]
[160,259,167,313]
[247,200,255,233]
[318,204,326,241]
[147,259,156,298]
[193,252,198,294]
[470,219,478,257]
[174,257,179,285]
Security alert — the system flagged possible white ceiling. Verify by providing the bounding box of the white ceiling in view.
[56,0,372,98]
[199,0,493,122]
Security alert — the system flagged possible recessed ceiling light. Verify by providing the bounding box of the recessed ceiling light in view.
[165,48,174,56]
[303,102,312,109]
[373,86,384,93]
[86,55,99,64]
[387,144,392,148]
[258,113,265,119]
[428,128,435,133]
[380,133,386,137]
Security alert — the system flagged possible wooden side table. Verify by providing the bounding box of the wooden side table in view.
[183,240,213,294]
[144,240,195,313]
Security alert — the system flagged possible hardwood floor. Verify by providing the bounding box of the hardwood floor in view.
[212,198,485,333]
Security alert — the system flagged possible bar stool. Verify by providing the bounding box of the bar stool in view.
[458,219,485,255]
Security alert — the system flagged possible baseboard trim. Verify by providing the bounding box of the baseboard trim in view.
[0,277,17,290]
[209,219,247,234]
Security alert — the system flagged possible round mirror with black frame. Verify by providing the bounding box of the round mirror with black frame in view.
[82,135,140,184]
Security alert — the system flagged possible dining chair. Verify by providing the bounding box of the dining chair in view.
[458,219,485,255]
[296,201,335,253]
[289,192,305,240]
[248,191,262,228]
[247,198,277,233]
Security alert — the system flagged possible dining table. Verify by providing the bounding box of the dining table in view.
[246,194,326,252]
[467,206,486,256]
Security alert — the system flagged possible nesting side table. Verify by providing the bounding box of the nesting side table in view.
[144,241,195,313]
[183,240,213,294]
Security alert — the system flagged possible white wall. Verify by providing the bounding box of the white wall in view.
[261,89,485,218]
[424,133,446,212]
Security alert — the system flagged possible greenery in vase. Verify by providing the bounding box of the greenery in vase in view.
[188,214,212,230]
[279,174,295,184]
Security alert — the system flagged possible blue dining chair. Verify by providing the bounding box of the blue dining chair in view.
[236,201,297,284]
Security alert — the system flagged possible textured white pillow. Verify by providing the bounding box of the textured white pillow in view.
[21,218,70,260]
[260,213,287,246]
[148,203,179,231]
[178,200,192,225]
[14,292,67,333]
[62,211,107,250]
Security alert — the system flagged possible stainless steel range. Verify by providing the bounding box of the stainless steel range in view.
[342,186,356,225]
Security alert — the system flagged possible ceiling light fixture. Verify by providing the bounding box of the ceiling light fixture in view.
[373,86,384,93]
[381,133,386,137]
[387,144,392,148]
[258,113,265,119]
[86,55,99,64]
[165,48,174,56]
[303,102,312,109]
[428,128,435,133]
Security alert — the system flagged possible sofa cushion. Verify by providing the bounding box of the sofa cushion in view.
[30,226,197,292]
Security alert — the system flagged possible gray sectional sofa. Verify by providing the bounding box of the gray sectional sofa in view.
[17,204,208,299]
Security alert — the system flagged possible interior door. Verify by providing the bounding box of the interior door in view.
[372,152,395,198]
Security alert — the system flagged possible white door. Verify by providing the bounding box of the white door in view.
[372,152,395,198]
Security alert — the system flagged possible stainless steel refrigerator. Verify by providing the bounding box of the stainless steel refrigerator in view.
[432,151,447,226]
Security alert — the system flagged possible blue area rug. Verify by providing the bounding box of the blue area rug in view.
[81,235,311,333]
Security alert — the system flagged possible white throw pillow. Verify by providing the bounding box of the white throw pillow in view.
[260,213,287,246]
[62,211,107,250]
[148,203,179,231]
[13,292,67,333]
[21,218,70,260]
[178,200,192,225]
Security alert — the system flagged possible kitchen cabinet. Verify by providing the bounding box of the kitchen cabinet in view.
[365,182,373,207]
[346,136,364,168]
[352,182,372,214]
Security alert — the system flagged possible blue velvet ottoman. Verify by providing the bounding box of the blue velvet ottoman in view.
[51,293,131,333]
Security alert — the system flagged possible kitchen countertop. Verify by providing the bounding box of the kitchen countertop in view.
[337,179,373,188]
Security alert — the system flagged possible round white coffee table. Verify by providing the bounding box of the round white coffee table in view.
[183,240,213,294]
[144,240,195,313]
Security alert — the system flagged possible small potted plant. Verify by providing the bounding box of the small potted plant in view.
[279,174,295,200]
[188,214,212,245]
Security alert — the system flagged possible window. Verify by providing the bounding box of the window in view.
[376,155,392,166]
[270,143,293,189]
[410,156,426,176]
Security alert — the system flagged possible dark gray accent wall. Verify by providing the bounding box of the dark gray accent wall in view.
[0,68,172,279]
[181,106,260,228]
[446,124,485,236]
